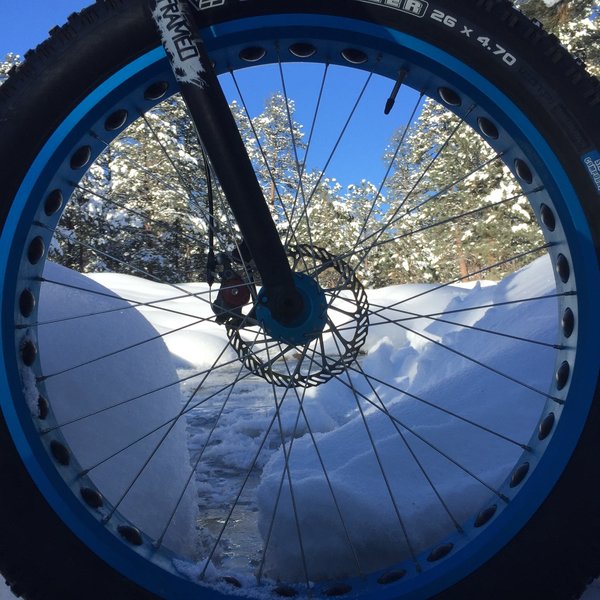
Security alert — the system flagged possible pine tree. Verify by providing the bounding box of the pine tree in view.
[0,53,20,85]
[380,0,598,284]
[230,92,308,230]
[2,0,598,287]
[51,154,118,272]
[50,95,213,283]
[519,0,599,76]
[385,99,543,283]
[230,92,366,269]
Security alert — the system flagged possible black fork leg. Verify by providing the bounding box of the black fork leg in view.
[150,0,303,322]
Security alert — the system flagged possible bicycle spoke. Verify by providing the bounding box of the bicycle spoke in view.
[198,383,298,580]
[345,361,530,450]
[138,110,232,245]
[289,344,366,576]
[36,275,255,326]
[38,316,216,381]
[228,70,298,237]
[275,50,318,268]
[395,321,563,403]
[49,225,204,296]
[283,63,330,248]
[331,368,510,503]
[26,280,255,329]
[154,330,262,548]
[41,335,283,434]
[358,243,552,318]
[354,91,425,246]
[328,333,421,570]
[90,130,217,241]
[73,183,210,251]
[314,186,544,270]
[77,324,291,480]
[351,358,463,533]
[287,69,375,246]
[327,313,546,448]
[265,344,312,588]
[347,298,562,349]
[345,107,480,272]
[100,369,252,525]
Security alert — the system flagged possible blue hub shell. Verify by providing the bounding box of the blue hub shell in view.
[256,272,327,346]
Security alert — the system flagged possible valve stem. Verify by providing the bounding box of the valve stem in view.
[384,68,408,115]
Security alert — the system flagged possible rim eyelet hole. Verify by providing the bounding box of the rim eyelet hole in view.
[70,145,92,170]
[104,109,128,131]
[117,525,143,546]
[562,307,574,338]
[38,396,49,420]
[515,159,533,184]
[19,289,35,318]
[538,412,555,440]
[377,570,407,585]
[474,505,497,527]
[427,543,453,562]
[21,340,37,366]
[289,43,317,58]
[556,361,570,390]
[50,440,70,466]
[510,462,529,487]
[438,87,461,106]
[556,253,570,283]
[274,585,298,597]
[341,48,368,64]
[540,204,556,231]
[28,236,45,265]
[81,487,104,509]
[477,117,498,139]
[44,190,63,216]
[324,584,352,596]
[239,46,266,62]
[144,81,169,100]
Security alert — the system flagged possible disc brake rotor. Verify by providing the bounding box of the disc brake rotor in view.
[227,245,369,388]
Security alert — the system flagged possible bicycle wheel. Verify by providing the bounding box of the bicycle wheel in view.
[1,1,599,599]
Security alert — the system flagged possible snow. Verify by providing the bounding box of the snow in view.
[256,257,558,581]
[6,254,598,597]
[36,263,200,558]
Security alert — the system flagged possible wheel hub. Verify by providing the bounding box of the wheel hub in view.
[256,272,327,346]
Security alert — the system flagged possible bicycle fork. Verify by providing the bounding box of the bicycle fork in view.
[149,0,305,324]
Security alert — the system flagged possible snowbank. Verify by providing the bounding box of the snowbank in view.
[88,272,234,369]
[38,263,199,558]
[257,256,558,581]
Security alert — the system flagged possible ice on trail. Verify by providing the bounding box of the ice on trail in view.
[37,263,199,558]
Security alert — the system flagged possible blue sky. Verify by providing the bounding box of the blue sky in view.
[0,1,85,58]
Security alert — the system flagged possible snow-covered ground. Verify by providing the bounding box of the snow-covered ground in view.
[3,256,598,597]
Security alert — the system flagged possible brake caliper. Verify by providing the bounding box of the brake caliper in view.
[210,254,251,324]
